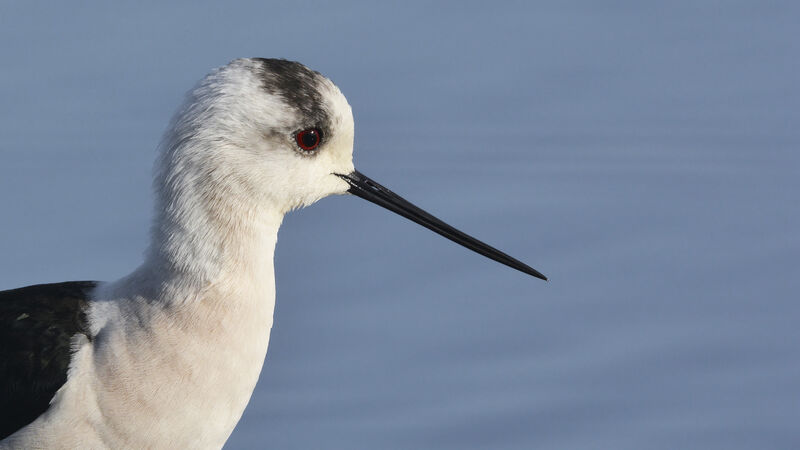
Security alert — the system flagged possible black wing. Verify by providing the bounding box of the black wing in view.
[0,281,96,440]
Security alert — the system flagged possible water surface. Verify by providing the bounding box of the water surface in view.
[1,1,798,448]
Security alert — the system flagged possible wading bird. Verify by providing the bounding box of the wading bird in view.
[0,58,545,448]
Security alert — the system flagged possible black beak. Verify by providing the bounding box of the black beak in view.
[336,170,547,281]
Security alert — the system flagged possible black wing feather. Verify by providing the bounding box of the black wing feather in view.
[0,281,96,440]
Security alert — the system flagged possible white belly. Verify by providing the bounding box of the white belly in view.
[3,276,276,450]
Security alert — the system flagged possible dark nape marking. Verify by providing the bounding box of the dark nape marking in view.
[0,281,96,440]
[252,58,332,133]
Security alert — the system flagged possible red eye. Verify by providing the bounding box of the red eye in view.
[295,128,322,151]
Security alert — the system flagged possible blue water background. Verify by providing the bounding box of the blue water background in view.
[1,1,798,448]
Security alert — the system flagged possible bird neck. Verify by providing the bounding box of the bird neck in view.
[143,144,286,301]
[70,162,287,447]
[146,203,283,294]
[31,166,287,448]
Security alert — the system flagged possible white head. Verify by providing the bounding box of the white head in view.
[149,57,546,282]
[147,58,358,278]
[158,58,355,215]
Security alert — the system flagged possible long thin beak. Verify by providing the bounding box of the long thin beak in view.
[336,170,547,281]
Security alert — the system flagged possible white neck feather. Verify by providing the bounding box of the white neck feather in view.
[6,141,286,450]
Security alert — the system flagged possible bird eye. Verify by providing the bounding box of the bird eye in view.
[295,128,322,152]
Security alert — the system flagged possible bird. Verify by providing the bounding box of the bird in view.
[0,58,546,449]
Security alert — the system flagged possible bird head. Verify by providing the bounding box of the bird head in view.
[158,58,355,215]
[155,57,545,280]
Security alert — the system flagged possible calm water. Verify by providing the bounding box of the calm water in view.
[1,1,798,448]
